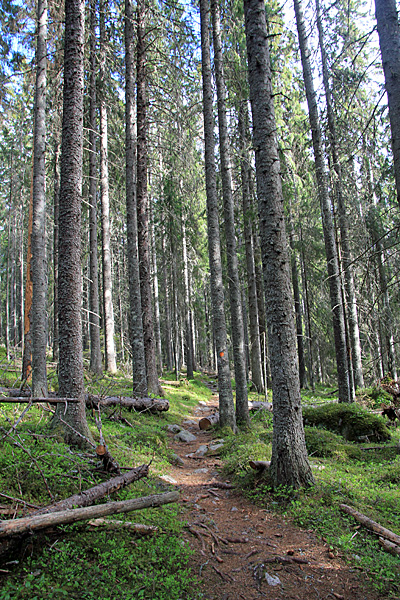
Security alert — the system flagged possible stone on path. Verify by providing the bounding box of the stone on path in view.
[167,424,181,433]
[174,430,197,443]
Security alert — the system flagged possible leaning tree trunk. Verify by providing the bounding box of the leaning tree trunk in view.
[136,0,162,395]
[31,0,48,397]
[315,0,363,390]
[99,0,117,375]
[56,0,92,446]
[375,0,400,207]
[88,0,103,376]
[293,0,352,403]
[125,0,147,396]
[200,0,236,432]
[244,0,314,488]
[211,0,249,426]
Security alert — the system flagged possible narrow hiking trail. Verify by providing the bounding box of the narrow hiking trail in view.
[165,383,380,600]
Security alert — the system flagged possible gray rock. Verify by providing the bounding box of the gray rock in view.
[208,442,224,452]
[231,506,238,512]
[182,420,197,428]
[198,401,207,406]
[194,445,208,457]
[167,424,181,434]
[174,430,197,443]
[194,468,209,474]
[170,453,184,466]
[265,572,281,586]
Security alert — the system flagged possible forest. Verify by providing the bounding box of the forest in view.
[0,0,399,597]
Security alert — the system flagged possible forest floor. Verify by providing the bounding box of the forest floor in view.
[167,383,381,600]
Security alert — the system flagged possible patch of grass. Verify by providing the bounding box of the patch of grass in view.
[304,427,363,460]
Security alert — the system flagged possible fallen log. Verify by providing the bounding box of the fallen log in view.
[249,401,273,412]
[0,491,179,538]
[33,464,149,515]
[378,537,400,558]
[88,518,157,534]
[199,413,220,430]
[86,395,169,412]
[0,397,78,403]
[160,380,181,387]
[249,460,271,471]
[339,504,400,546]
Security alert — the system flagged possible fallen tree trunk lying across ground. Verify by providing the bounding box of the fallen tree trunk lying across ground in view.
[0,491,179,538]
[339,503,400,546]
[378,537,400,557]
[88,519,157,534]
[33,464,149,515]
[86,395,169,412]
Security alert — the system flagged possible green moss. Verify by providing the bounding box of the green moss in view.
[304,427,362,460]
[303,403,391,442]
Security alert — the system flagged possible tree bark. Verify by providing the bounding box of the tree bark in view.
[86,395,169,411]
[0,491,179,539]
[136,0,162,395]
[88,0,103,376]
[31,0,48,397]
[244,0,314,488]
[22,171,33,382]
[211,0,249,426]
[238,104,264,395]
[125,0,147,396]
[293,0,352,403]
[56,0,92,446]
[315,0,364,390]
[375,0,400,206]
[99,0,117,375]
[199,0,236,432]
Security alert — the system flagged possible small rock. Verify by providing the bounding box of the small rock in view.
[265,572,281,586]
[160,475,177,485]
[198,400,207,406]
[167,424,181,434]
[194,468,209,474]
[194,445,208,457]
[208,442,224,452]
[170,453,184,466]
[174,430,197,443]
[182,420,197,427]
[231,506,239,512]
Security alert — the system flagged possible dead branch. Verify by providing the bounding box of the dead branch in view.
[88,518,158,534]
[339,504,400,546]
[185,524,207,555]
[86,395,169,412]
[0,491,180,538]
[378,537,400,557]
[249,460,271,471]
[33,464,149,515]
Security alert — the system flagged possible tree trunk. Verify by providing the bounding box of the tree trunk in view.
[293,0,352,403]
[136,0,162,395]
[88,0,103,376]
[315,0,364,390]
[238,104,264,395]
[244,0,314,488]
[31,0,48,397]
[52,140,60,362]
[199,0,235,432]
[375,0,400,206]
[211,0,249,426]
[99,0,117,375]
[22,172,33,382]
[125,0,147,396]
[56,0,92,447]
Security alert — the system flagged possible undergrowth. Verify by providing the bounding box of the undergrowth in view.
[0,361,207,600]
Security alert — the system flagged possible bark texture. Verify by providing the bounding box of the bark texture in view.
[31,0,48,397]
[375,0,400,206]
[200,0,235,432]
[125,0,147,396]
[211,0,249,426]
[56,0,92,445]
[99,0,117,375]
[136,0,162,395]
[294,0,351,403]
[244,0,314,488]
[88,0,103,376]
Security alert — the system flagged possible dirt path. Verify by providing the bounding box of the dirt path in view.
[165,390,380,600]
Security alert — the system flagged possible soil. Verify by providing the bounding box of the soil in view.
[166,386,381,600]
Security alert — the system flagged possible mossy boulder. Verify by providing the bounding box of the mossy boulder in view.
[303,403,391,443]
[304,427,362,461]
